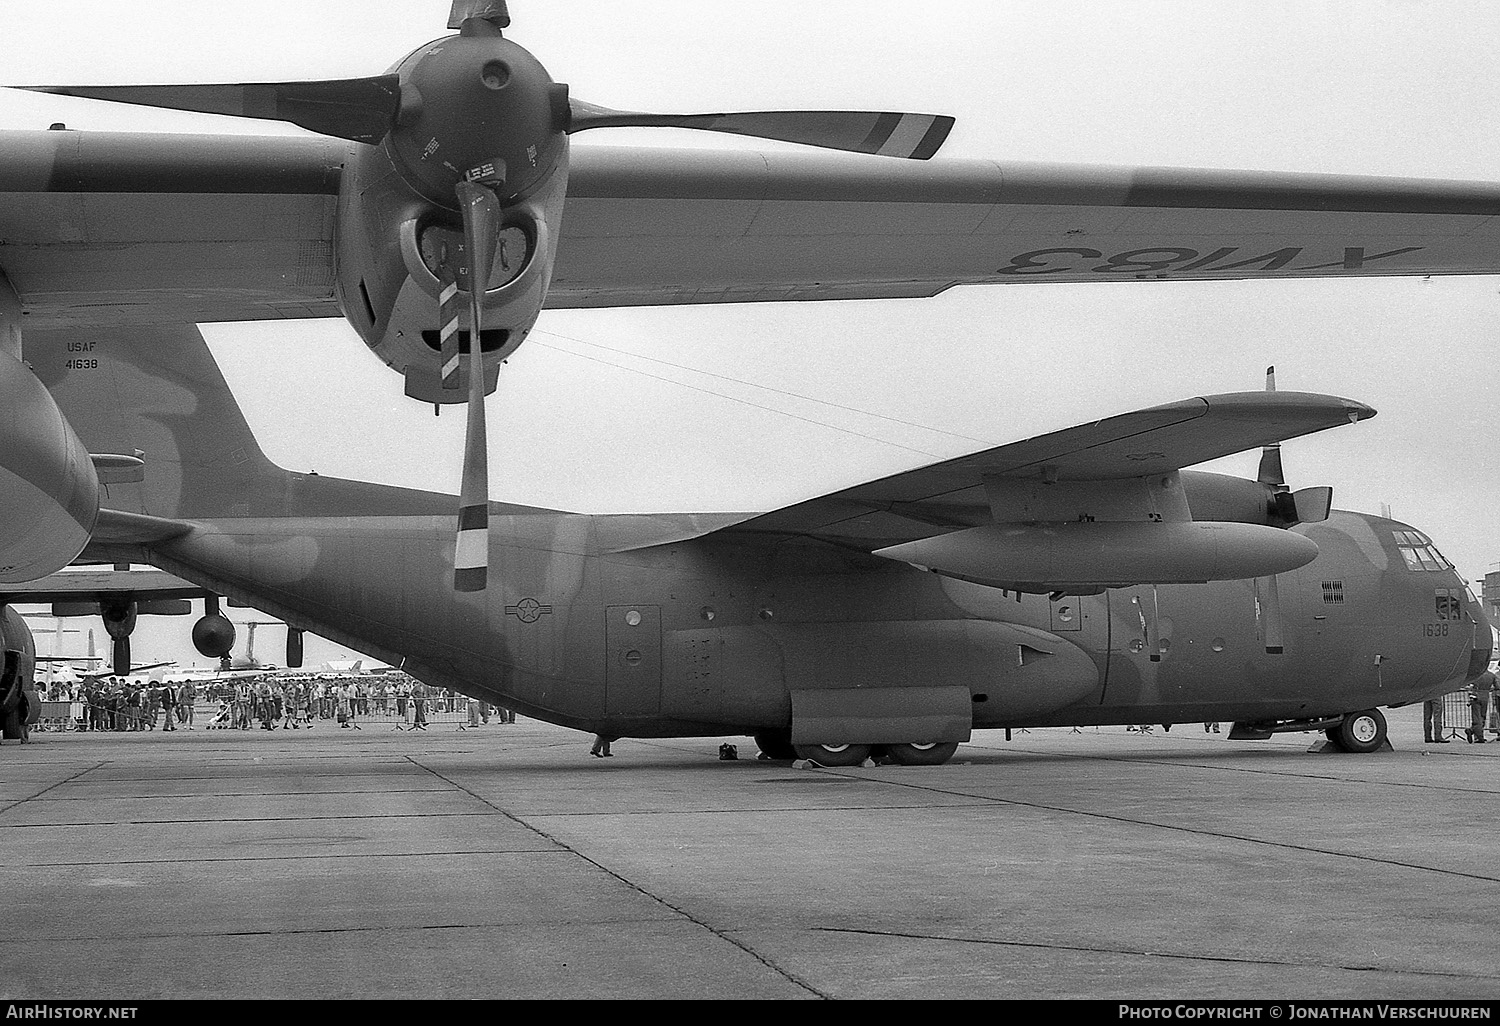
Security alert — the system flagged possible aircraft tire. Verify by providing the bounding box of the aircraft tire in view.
[753,729,798,761]
[793,743,872,767]
[884,741,960,766]
[1331,709,1387,754]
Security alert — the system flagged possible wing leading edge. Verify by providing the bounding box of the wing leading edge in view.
[724,390,1373,552]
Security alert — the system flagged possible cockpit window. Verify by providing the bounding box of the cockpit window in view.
[1393,530,1452,572]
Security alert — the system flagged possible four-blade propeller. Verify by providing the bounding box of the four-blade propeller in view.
[20,0,955,593]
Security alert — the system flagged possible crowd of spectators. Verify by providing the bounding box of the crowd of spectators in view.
[37,670,514,732]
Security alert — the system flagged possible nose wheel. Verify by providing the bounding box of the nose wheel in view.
[1325,708,1388,753]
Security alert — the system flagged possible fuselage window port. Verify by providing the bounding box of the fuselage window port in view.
[1393,530,1452,572]
[1435,588,1466,621]
[1321,581,1345,605]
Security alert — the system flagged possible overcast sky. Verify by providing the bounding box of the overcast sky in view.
[4,1,1498,668]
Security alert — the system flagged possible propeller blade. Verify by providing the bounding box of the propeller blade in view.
[23,76,402,144]
[1293,486,1333,524]
[112,635,130,678]
[437,249,464,393]
[453,181,500,593]
[1257,365,1286,487]
[287,628,305,669]
[1257,443,1286,488]
[1260,575,1285,655]
[568,101,954,160]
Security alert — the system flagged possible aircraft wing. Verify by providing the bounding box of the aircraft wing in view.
[726,390,1372,548]
[7,130,1500,326]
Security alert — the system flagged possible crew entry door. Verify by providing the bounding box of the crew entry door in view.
[605,604,661,717]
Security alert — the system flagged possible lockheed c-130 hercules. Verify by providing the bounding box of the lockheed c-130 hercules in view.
[1,2,1496,755]
[2,328,1490,762]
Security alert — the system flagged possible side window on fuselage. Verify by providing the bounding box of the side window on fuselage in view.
[1435,588,1466,621]
[1394,530,1452,572]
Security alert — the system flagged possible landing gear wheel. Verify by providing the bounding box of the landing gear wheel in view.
[1330,709,1387,753]
[753,729,798,761]
[884,741,960,766]
[792,742,873,767]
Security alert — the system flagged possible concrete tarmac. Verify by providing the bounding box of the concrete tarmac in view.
[3,704,1498,1001]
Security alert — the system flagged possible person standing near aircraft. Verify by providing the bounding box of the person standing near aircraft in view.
[1424,696,1447,743]
[180,680,196,729]
[160,682,177,731]
[145,682,161,731]
[410,682,427,730]
[125,685,141,731]
[1468,669,1496,743]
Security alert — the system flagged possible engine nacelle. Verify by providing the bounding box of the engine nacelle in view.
[192,613,237,659]
[0,349,99,584]
[1,605,41,738]
[1181,470,1333,528]
[331,109,570,405]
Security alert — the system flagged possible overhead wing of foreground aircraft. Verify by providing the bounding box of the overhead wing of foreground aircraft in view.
[2,324,1491,753]
[8,1,1500,594]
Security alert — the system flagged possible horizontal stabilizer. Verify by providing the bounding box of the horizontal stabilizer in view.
[0,565,206,605]
[90,509,196,546]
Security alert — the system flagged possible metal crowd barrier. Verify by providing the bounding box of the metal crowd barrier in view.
[1442,690,1474,740]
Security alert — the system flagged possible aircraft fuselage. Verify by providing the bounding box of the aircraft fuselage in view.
[137,509,1486,743]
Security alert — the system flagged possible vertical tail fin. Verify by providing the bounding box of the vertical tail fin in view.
[30,322,468,521]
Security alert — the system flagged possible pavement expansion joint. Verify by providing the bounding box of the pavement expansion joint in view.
[406,755,830,999]
[985,742,1500,795]
[523,801,999,818]
[0,759,110,817]
[810,767,1500,886]
[27,848,567,868]
[32,786,453,801]
[2,810,510,828]
[810,926,1500,983]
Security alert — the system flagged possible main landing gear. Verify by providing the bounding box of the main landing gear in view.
[1325,708,1388,754]
[753,731,961,767]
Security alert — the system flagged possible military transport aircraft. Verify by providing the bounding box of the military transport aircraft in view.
[1,326,1491,759]
[1,2,1498,752]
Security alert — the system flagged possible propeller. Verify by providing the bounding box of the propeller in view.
[1256,367,1288,654]
[1254,365,1346,654]
[21,2,955,204]
[21,2,956,593]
